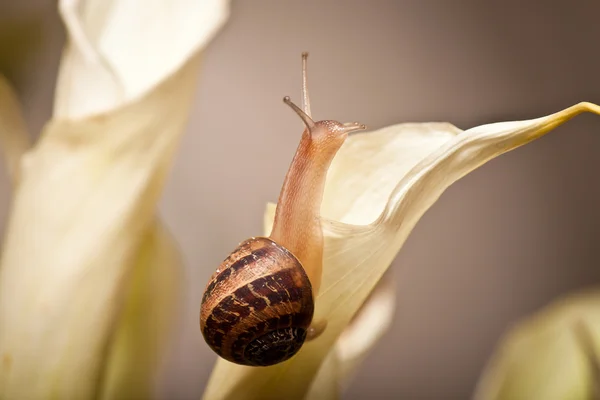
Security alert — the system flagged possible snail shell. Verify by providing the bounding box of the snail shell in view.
[200,237,314,366]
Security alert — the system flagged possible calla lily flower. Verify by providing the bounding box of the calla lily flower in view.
[474,288,600,399]
[204,103,600,400]
[0,0,228,398]
[1,1,600,399]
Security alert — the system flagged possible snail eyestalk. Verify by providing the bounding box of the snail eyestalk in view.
[343,121,367,135]
[284,96,316,132]
[302,52,311,117]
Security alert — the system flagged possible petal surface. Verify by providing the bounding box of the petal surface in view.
[0,57,199,397]
[55,0,229,119]
[99,221,183,400]
[474,289,600,400]
[0,1,228,397]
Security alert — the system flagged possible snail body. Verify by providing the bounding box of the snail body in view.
[200,53,366,367]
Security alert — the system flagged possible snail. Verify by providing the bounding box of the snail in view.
[199,53,366,367]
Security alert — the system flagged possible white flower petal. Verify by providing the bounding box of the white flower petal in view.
[0,0,229,397]
[306,349,340,400]
[334,275,395,391]
[204,102,600,400]
[0,56,200,397]
[322,123,461,224]
[55,0,230,119]
[305,275,396,400]
[474,289,600,400]
[99,221,183,400]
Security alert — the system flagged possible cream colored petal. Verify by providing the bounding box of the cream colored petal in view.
[474,289,600,400]
[334,275,396,391]
[322,122,462,224]
[306,348,340,400]
[0,53,200,398]
[99,220,183,400]
[0,0,228,397]
[55,0,230,119]
[305,275,396,400]
[204,103,600,400]
[0,75,31,183]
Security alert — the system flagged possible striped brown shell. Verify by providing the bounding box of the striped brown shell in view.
[200,237,314,366]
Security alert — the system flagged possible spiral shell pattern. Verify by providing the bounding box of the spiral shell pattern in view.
[200,237,314,366]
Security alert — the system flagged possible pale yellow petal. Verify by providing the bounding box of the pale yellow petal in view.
[0,54,200,398]
[204,103,600,400]
[0,0,229,397]
[305,276,396,400]
[99,220,183,400]
[334,275,395,391]
[0,75,31,183]
[474,289,600,400]
[306,349,340,400]
[322,122,462,224]
[55,0,230,119]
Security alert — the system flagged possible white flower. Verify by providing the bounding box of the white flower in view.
[1,2,599,399]
[0,0,228,398]
[204,103,600,400]
[475,288,600,399]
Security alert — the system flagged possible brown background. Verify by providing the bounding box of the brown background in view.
[2,1,600,399]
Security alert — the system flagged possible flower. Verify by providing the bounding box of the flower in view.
[0,0,229,398]
[474,288,600,399]
[1,1,600,399]
[203,103,600,400]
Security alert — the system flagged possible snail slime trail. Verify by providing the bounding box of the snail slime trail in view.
[199,53,366,367]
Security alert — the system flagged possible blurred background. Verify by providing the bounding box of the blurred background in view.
[1,0,600,398]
